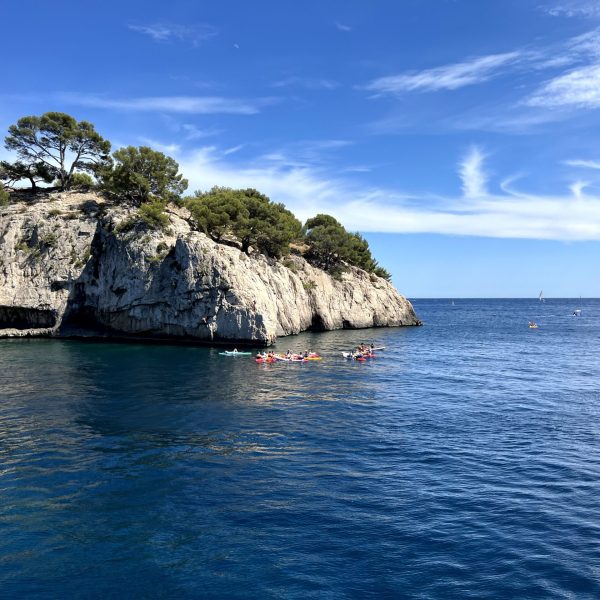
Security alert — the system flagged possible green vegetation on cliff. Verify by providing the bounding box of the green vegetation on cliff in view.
[1,111,391,280]
[187,187,302,259]
[100,146,188,204]
[304,214,391,280]
[4,112,111,190]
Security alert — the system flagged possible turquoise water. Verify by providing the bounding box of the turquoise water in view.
[1,299,599,598]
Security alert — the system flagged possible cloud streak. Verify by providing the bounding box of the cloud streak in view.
[56,93,273,115]
[542,1,600,18]
[129,23,218,45]
[365,52,521,95]
[526,64,600,108]
[271,76,339,90]
[173,145,600,241]
[335,22,352,32]
[459,147,488,198]
[564,158,600,169]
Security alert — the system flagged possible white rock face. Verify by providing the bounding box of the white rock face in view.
[0,192,420,344]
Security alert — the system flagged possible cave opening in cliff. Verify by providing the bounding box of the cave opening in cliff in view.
[310,314,326,332]
[0,306,57,329]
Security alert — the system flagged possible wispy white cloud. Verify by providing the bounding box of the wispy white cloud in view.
[343,165,373,173]
[56,93,273,115]
[459,147,488,198]
[526,64,600,108]
[364,28,600,133]
[271,76,340,90]
[567,28,600,56]
[129,23,218,45]
[335,21,352,32]
[181,123,223,140]
[138,137,181,155]
[570,179,589,197]
[223,144,244,156]
[564,158,600,168]
[172,144,600,241]
[365,52,521,95]
[542,1,600,18]
[256,139,353,169]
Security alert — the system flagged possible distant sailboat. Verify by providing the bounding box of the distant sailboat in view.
[573,296,582,316]
[539,290,545,303]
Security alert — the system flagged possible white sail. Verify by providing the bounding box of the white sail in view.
[539,290,544,302]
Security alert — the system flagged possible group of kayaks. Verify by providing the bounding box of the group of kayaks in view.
[342,345,385,361]
[218,346,386,363]
[255,352,322,363]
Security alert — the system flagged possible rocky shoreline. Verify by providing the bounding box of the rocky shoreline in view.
[0,191,420,345]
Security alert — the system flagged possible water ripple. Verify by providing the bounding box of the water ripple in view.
[1,299,600,598]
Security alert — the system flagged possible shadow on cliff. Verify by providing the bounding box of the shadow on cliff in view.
[58,218,110,337]
[56,221,266,346]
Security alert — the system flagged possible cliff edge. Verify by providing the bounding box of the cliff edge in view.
[0,192,420,345]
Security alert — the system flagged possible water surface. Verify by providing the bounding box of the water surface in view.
[1,299,599,598]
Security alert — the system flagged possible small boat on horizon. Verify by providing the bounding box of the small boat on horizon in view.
[539,291,545,303]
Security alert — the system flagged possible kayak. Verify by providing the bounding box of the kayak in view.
[219,351,253,356]
[256,356,307,363]
[342,351,375,360]
[342,348,381,358]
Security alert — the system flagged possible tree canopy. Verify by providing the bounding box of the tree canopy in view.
[187,186,246,242]
[103,145,188,204]
[0,112,391,279]
[4,112,111,190]
[187,187,303,258]
[0,160,54,191]
[304,214,391,280]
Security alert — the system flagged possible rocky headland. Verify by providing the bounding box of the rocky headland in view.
[0,191,420,345]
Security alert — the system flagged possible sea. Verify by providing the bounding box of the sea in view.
[1,298,599,599]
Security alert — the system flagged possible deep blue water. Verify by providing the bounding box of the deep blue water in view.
[1,299,600,599]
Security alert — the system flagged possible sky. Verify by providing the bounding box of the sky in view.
[2,0,600,297]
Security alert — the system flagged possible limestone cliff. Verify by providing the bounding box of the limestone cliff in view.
[0,191,420,345]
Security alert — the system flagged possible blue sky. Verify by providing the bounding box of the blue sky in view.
[2,0,600,297]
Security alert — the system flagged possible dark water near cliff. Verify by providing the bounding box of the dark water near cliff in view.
[1,299,599,599]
